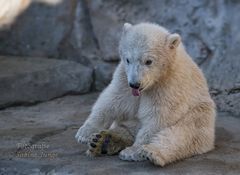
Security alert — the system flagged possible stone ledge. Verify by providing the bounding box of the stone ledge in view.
[0,56,93,108]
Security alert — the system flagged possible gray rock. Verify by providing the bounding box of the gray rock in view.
[0,56,93,108]
[0,0,100,65]
[88,0,123,61]
[58,0,101,66]
[87,0,226,65]
[212,88,240,118]
[0,0,72,57]
[0,93,239,174]
[94,62,117,91]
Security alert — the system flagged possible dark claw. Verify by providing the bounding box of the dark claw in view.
[101,150,107,154]
[104,137,110,144]
[90,143,96,148]
[101,137,110,155]
[92,138,98,142]
[96,134,102,138]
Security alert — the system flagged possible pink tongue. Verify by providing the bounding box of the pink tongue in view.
[132,88,140,96]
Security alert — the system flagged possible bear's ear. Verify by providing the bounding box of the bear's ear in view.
[123,23,132,34]
[167,33,181,50]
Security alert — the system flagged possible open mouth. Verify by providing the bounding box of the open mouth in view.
[131,88,143,96]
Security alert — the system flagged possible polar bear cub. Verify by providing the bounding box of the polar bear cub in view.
[75,22,216,166]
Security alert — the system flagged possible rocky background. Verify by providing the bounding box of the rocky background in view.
[0,0,239,117]
[1,1,240,174]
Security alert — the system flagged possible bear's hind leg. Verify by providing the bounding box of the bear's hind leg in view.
[142,121,214,166]
[141,103,215,166]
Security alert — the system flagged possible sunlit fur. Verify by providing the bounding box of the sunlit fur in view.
[0,0,30,27]
[76,23,216,166]
[0,0,62,28]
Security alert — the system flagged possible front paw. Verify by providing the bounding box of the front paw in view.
[75,124,98,144]
[119,145,147,161]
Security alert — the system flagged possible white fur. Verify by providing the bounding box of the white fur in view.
[76,22,216,166]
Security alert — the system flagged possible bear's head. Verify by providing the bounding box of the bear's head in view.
[119,22,181,96]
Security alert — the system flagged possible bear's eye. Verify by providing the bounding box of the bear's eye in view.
[145,60,152,65]
[126,59,130,64]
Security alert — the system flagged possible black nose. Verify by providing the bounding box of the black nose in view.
[129,82,140,89]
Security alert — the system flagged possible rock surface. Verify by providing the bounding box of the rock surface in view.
[0,0,72,57]
[0,93,239,174]
[57,0,101,66]
[0,56,93,108]
[0,0,100,65]
[94,62,117,91]
[0,0,239,116]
